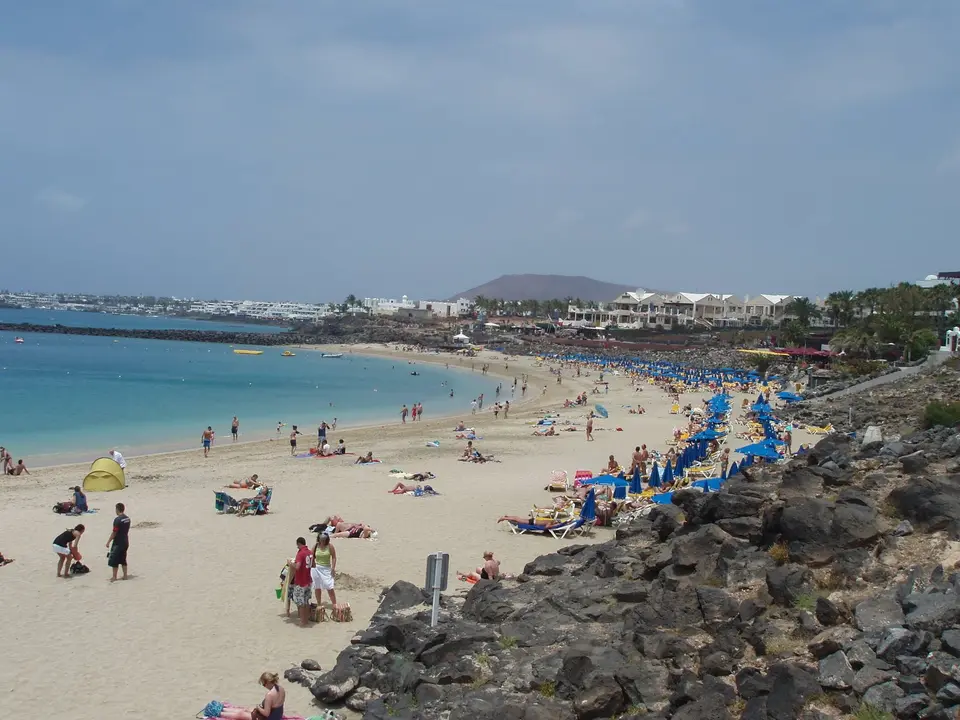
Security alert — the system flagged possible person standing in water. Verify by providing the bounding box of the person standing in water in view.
[106,502,131,581]
[201,427,214,458]
[231,416,240,442]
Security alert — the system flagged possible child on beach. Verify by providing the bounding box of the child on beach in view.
[289,426,302,456]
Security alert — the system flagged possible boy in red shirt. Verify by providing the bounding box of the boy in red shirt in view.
[291,537,314,627]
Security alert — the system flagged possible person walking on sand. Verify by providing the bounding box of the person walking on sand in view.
[416,402,423,421]
[504,401,509,419]
[640,444,650,476]
[0,447,12,475]
[401,404,409,423]
[106,502,131,581]
[471,398,477,415]
[586,413,594,441]
[201,427,214,457]
[317,421,328,448]
[53,524,84,578]
[411,404,418,422]
[289,425,302,456]
[231,416,240,442]
[311,533,338,611]
[290,536,314,627]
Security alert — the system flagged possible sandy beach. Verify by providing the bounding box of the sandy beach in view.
[0,345,814,719]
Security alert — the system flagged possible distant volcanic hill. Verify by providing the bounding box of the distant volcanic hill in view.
[448,274,636,303]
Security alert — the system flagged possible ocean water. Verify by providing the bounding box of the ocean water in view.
[0,307,286,333]
[0,314,497,466]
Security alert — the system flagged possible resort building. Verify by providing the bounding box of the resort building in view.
[564,289,797,328]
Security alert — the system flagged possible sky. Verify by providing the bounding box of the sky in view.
[2,0,958,303]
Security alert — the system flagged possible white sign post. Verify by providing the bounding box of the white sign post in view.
[425,551,449,628]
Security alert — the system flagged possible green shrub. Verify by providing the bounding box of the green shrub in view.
[922,400,960,429]
[793,593,817,612]
[768,542,790,565]
[852,702,894,720]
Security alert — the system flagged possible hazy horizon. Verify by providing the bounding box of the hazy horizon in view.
[2,1,958,301]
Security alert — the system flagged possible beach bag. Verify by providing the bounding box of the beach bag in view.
[70,562,90,575]
[199,700,224,718]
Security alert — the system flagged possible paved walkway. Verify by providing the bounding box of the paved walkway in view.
[812,353,951,402]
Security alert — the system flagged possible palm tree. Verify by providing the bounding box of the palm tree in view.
[826,290,856,327]
[830,328,879,357]
[473,295,488,314]
[784,297,821,327]
[904,328,939,361]
[924,284,956,342]
[782,320,808,346]
[855,288,883,319]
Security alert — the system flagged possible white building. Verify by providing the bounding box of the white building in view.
[565,288,798,328]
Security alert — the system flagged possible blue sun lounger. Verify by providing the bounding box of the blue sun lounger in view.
[214,491,239,514]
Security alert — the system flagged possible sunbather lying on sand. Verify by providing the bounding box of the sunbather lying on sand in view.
[497,514,552,527]
[389,482,440,495]
[533,426,557,436]
[226,474,261,489]
[355,452,376,464]
[331,522,375,539]
[0,551,13,566]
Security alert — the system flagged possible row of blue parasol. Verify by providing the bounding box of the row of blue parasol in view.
[585,389,740,499]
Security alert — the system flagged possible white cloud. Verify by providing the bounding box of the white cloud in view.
[36,187,87,212]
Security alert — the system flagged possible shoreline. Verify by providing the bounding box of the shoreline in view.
[0,345,817,719]
[18,344,531,471]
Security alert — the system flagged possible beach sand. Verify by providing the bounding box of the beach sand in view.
[0,345,814,718]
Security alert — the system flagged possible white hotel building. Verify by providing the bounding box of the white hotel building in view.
[564,289,797,329]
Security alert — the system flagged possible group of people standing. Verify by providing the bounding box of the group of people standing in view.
[400,403,424,423]
[52,502,131,581]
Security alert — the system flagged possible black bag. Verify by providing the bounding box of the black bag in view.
[71,562,90,575]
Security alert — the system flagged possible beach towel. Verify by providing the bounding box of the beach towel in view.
[356,460,381,465]
[218,703,308,720]
[425,441,440,447]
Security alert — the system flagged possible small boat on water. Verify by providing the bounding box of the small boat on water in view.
[321,352,343,358]
[281,351,296,357]
[14,337,25,344]
[233,349,263,356]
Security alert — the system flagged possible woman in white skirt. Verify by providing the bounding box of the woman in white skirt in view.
[311,533,338,608]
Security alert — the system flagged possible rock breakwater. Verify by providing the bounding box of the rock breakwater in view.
[291,429,960,719]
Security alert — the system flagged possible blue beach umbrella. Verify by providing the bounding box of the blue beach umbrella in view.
[662,460,674,485]
[735,443,781,461]
[580,488,597,523]
[648,462,661,488]
[594,404,609,418]
[629,466,643,494]
[729,461,740,477]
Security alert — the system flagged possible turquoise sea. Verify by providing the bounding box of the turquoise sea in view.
[0,309,496,467]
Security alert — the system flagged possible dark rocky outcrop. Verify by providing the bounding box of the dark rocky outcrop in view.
[298,431,960,719]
